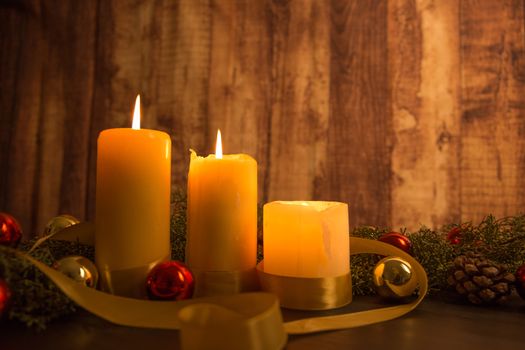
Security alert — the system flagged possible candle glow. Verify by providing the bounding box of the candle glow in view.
[263,201,350,278]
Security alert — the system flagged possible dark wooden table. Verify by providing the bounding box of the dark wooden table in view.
[1,296,524,350]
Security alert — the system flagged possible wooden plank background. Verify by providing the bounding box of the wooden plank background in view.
[1,0,524,237]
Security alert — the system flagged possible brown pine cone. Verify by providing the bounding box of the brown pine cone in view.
[447,252,516,305]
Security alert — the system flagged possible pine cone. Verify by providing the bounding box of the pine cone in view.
[447,252,516,305]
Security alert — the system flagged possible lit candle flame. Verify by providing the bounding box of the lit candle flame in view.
[132,94,141,130]
[215,129,223,159]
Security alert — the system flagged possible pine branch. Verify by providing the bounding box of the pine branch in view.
[1,197,524,329]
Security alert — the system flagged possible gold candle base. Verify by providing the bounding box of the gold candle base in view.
[98,256,168,299]
[256,262,352,310]
[192,268,260,298]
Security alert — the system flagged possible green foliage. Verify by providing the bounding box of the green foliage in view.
[349,215,525,296]
[1,198,524,330]
[449,215,525,271]
[171,190,187,262]
[408,228,454,294]
[352,226,456,295]
[350,226,387,296]
[0,245,77,330]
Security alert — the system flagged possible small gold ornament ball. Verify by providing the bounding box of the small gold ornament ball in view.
[44,214,80,236]
[372,256,418,299]
[53,256,99,288]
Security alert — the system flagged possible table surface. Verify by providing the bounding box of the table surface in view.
[1,296,524,350]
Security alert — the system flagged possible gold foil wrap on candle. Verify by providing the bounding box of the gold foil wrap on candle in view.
[178,293,286,350]
[98,259,165,297]
[192,268,260,298]
[257,263,352,310]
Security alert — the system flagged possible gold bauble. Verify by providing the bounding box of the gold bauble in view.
[372,256,417,299]
[53,256,99,288]
[44,214,80,236]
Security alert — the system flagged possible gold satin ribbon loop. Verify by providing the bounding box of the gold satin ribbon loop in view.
[284,237,428,334]
[178,294,287,350]
[29,223,167,298]
[20,223,428,349]
[257,263,352,310]
[98,257,169,298]
[28,222,95,253]
[19,253,287,349]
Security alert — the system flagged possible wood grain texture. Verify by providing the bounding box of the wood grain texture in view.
[157,0,212,188]
[1,0,525,235]
[207,0,272,201]
[326,0,391,227]
[0,1,42,238]
[460,0,525,223]
[0,0,98,237]
[389,0,461,230]
[43,1,97,231]
[266,0,331,203]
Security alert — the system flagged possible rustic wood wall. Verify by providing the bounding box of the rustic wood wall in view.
[1,0,524,237]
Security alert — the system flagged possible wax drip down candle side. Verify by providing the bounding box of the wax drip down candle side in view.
[186,130,258,296]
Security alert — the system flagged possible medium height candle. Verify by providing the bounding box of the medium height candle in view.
[263,201,349,278]
[186,130,257,294]
[95,95,171,298]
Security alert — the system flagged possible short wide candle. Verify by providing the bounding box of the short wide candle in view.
[263,201,349,278]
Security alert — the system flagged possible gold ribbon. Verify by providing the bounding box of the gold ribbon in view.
[192,268,260,297]
[257,264,352,310]
[22,255,287,350]
[22,223,427,349]
[97,257,168,298]
[284,237,428,334]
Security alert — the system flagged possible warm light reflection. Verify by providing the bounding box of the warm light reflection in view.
[215,129,223,159]
[132,95,141,130]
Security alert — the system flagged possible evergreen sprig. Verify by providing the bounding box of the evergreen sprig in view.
[350,215,525,296]
[0,245,76,330]
[1,198,524,329]
[170,191,187,262]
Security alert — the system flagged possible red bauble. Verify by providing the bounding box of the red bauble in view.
[378,232,412,255]
[0,278,12,317]
[516,264,525,300]
[0,213,22,247]
[146,261,194,301]
[446,226,462,245]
